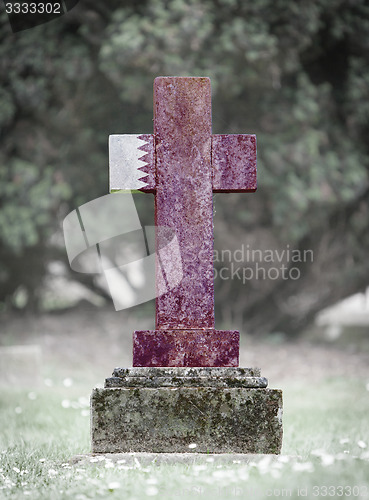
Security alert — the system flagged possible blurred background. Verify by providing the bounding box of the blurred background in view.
[1,0,369,384]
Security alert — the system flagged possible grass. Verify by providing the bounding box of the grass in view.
[1,376,369,499]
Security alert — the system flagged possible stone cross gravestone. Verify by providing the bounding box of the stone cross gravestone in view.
[91,77,283,454]
[113,77,256,367]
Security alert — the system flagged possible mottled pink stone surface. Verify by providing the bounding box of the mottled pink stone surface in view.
[133,330,239,367]
[130,77,256,367]
[154,77,214,329]
[212,135,257,192]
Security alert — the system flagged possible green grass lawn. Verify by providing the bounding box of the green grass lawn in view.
[1,377,369,499]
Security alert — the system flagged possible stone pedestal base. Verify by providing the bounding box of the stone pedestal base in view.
[91,368,283,454]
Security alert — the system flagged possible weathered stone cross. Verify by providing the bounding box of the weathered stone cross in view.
[109,77,256,367]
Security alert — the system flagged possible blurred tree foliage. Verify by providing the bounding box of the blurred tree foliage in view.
[0,0,368,333]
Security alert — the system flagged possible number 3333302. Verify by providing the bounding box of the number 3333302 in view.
[5,2,63,15]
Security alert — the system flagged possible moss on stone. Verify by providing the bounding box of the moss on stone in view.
[91,386,283,454]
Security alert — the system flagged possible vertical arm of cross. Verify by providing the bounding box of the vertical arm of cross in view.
[154,77,214,330]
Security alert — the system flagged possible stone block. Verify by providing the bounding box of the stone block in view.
[91,367,283,454]
[133,330,239,367]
